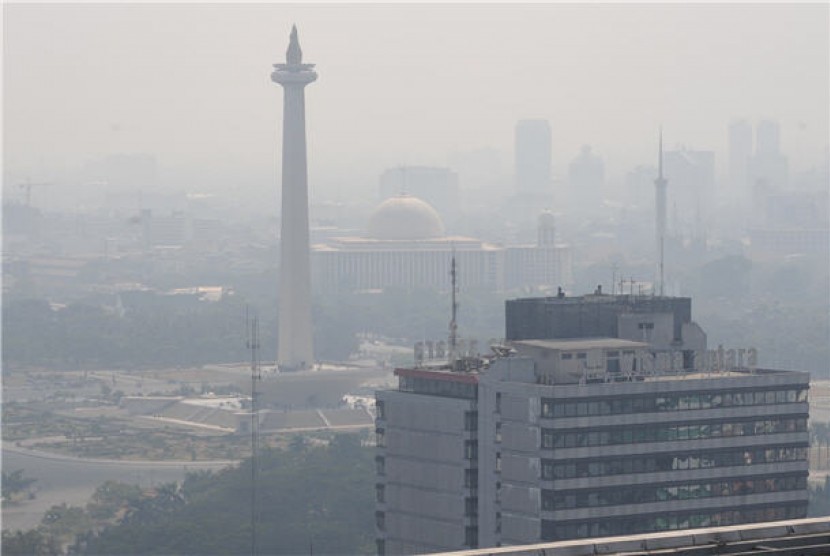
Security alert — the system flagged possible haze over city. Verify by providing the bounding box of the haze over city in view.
[5,3,828,208]
[2,3,830,555]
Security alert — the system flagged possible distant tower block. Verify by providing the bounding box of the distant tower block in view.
[272,26,317,370]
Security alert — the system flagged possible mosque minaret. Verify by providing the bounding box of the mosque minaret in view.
[272,26,316,369]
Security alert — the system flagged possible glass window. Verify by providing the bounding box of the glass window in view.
[465,411,477,431]
[465,468,478,488]
[465,440,477,460]
[466,497,478,517]
[541,460,554,480]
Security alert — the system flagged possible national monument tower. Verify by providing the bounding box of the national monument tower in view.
[272,26,316,369]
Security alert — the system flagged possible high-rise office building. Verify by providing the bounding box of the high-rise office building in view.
[272,26,316,370]
[375,293,809,554]
[567,145,604,212]
[515,120,552,195]
[663,148,715,237]
[749,120,789,193]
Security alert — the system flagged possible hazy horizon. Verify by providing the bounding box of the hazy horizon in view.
[4,3,829,206]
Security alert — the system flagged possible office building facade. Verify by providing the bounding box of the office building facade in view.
[375,295,809,554]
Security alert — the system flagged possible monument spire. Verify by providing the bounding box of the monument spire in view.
[272,27,317,370]
[286,24,302,65]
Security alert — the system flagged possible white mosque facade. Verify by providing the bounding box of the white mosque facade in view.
[311,195,572,293]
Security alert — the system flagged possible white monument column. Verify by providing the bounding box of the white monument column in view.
[272,26,316,369]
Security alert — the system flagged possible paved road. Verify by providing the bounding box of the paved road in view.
[2,444,235,532]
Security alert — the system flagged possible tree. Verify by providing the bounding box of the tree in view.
[2,469,36,500]
[1,529,61,556]
[81,434,375,555]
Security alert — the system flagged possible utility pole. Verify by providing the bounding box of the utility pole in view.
[247,308,261,556]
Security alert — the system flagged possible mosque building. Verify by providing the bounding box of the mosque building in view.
[311,194,571,293]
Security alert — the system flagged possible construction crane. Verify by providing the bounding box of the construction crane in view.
[18,179,52,207]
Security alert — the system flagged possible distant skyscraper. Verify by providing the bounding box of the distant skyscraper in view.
[757,120,781,155]
[663,147,715,237]
[515,119,552,194]
[567,145,604,211]
[728,119,753,192]
[749,120,789,192]
[271,26,316,370]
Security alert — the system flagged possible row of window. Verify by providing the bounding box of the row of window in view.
[542,504,807,541]
[542,445,808,479]
[398,376,477,400]
[542,503,806,541]
[541,388,808,419]
[542,474,807,510]
[542,416,807,449]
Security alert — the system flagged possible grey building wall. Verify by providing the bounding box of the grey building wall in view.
[376,389,478,555]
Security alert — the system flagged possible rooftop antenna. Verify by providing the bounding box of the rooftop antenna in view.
[246,306,262,556]
[654,127,668,297]
[448,248,459,367]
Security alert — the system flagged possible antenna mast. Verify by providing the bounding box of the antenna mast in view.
[246,308,261,556]
[655,127,668,297]
[449,251,458,366]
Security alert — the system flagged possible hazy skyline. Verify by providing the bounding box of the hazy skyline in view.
[4,3,828,203]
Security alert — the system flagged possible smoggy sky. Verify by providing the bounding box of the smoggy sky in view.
[4,3,829,200]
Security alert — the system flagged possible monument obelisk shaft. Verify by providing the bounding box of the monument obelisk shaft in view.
[272,26,316,369]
